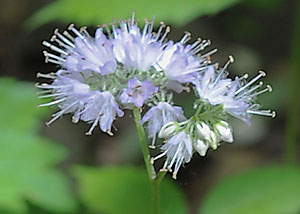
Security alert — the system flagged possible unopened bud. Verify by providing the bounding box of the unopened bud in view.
[209,131,218,150]
[196,122,211,141]
[215,121,233,143]
[158,122,178,138]
[194,139,208,156]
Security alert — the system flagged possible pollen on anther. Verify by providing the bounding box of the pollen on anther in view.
[267,85,272,92]
[259,70,267,77]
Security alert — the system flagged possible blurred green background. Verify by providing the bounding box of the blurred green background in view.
[0,0,299,213]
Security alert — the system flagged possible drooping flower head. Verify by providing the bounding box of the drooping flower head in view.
[151,131,193,179]
[194,58,275,124]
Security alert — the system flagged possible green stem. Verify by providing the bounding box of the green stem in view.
[132,106,167,214]
[132,106,156,180]
[285,1,300,164]
[151,171,167,214]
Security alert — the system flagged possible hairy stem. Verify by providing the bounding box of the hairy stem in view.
[133,106,167,214]
[133,105,156,180]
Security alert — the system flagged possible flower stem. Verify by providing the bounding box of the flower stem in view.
[132,106,167,214]
[133,106,156,180]
[285,1,300,164]
[151,171,166,214]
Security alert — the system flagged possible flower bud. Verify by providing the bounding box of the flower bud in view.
[209,131,218,150]
[158,122,178,138]
[194,139,208,156]
[215,121,233,143]
[196,122,211,141]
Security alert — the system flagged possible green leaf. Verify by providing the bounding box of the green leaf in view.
[73,166,187,214]
[26,0,241,29]
[0,78,47,133]
[200,166,300,214]
[0,78,77,213]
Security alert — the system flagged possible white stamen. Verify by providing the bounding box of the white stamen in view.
[42,41,68,55]
[155,22,165,41]
[46,101,78,126]
[201,49,218,59]
[52,36,74,52]
[142,19,149,40]
[159,26,170,43]
[247,109,275,117]
[240,81,263,96]
[131,11,136,26]
[190,38,202,49]
[86,116,100,135]
[222,55,234,71]
[148,16,155,33]
[239,73,249,81]
[248,85,272,98]
[38,92,66,99]
[167,143,182,171]
[38,97,66,107]
[180,31,191,44]
[68,24,84,40]
[54,29,75,48]
[63,30,75,42]
[45,58,63,65]
[43,51,66,62]
[173,156,184,179]
[235,71,266,95]
[36,72,56,79]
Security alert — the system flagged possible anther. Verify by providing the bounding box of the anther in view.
[259,70,266,77]
[267,85,272,92]
[50,35,57,42]
[107,130,114,136]
[240,73,249,80]
[172,173,177,180]
[131,11,136,24]
[68,23,75,31]
[149,145,156,149]
[150,157,154,164]
[180,31,191,44]
[229,55,234,63]
[80,26,87,33]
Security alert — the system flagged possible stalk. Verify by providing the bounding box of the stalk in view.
[132,106,167,214]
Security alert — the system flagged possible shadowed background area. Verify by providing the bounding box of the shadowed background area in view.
[0,0,299,213]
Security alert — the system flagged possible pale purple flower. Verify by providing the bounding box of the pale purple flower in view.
[224,71,275,124]
[36,70,96,126]
[111,13,169,71]
[140,102,186,147]
[155,37,213,84]
[79,91,124,135]
[119,77,158,107]
[151,131,193,179]
[194,65,232,105]
[194,63,275,124]
[37,70,123,135]
[42,26,116,75]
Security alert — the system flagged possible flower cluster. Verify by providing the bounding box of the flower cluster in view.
[37,12,275,179]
